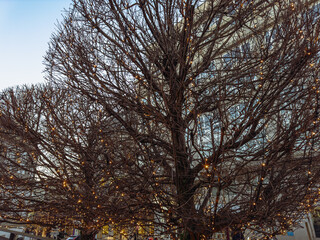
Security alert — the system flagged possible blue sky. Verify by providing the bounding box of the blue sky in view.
[0,0,72,91]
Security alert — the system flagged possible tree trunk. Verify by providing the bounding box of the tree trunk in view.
[80,230,97,240]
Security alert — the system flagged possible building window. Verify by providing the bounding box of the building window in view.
[313,208,320,238]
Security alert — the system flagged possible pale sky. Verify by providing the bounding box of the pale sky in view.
[0,0,72,91]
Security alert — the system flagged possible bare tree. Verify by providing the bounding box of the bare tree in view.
[42,0,320,239]
[0,85,132,240]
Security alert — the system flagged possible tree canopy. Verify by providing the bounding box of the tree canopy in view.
[0,85,133,239]
[0,0,320,240]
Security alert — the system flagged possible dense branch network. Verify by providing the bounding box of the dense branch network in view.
[0,86,137,238]
[0,0,320,239]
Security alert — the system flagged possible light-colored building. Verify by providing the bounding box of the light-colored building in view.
[275,209,320,240]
